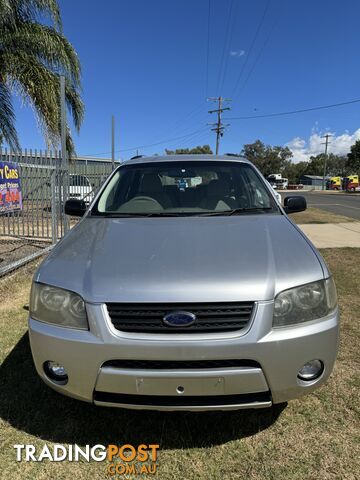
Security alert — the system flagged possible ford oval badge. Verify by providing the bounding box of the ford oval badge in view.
[163,311,196,327]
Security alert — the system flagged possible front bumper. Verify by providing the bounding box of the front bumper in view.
[28,302,339,411]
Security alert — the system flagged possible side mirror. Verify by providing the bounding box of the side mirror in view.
[64,199,86,217]
[284,195,307,214]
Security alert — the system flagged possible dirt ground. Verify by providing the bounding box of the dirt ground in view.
[0,238,50,272]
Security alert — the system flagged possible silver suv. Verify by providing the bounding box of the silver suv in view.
[29,155,339,411]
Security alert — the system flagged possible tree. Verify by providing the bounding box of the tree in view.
[306,155,324,176]
[0,0,83,153]
[326,154,349,176]
[346,140,360,173]
[165,145,213,155]
[241,140,293,177]
[282,161,309,184]
[306,153,349,177]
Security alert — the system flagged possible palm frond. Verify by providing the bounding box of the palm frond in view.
[65,80,84,132]
[0,0,83,154]
[0,81,20,149]
[1,21,81,85]
[0,1,12,21]
[0,0,61,30]
[3,51,83,154]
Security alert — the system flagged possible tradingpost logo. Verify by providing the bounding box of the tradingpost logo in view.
[14,443,160,476]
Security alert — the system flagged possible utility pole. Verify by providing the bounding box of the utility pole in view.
[60,75,69,233]
[207,96,231,154]
[321,133,332,190]
[60,75,67,169]
[111,115,115,170]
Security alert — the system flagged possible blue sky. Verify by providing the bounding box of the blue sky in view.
[12,0,360,161]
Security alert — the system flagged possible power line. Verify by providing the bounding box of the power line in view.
[165,128,209,147]
[205,0,211,98]
[126,127,212,156]
[215,0,234,96]
[218,0,239,95]
[226,98,360,120]
[235,17,278,99]
[149,102,205,141]
[165,128,213,151]
[116,100,206,151]
[82,126,209,157]
[231,0,271,99]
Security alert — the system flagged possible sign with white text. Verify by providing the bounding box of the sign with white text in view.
[0,162,22,213]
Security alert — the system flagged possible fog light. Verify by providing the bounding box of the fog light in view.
[298,359,323,381]
[44,361,68,384]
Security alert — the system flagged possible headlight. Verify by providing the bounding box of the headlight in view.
[273,277,337,327]
[30,283,88,330]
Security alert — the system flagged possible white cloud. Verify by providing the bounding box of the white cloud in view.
[286,128,360,163]
[230,50,245,57]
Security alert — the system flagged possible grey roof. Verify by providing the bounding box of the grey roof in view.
[300,175,328,180]
[123,154,250,166]
[75,156,116,164]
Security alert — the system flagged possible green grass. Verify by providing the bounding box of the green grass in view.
[0,252,359,479]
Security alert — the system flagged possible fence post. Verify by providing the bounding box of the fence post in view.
[50,170,57,244]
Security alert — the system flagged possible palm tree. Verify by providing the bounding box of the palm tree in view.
[0,0,83,154]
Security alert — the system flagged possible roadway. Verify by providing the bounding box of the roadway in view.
[280,191,360,220]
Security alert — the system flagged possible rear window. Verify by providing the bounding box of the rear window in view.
[70,175,90,187]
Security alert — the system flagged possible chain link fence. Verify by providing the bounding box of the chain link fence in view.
[0,149,113,276]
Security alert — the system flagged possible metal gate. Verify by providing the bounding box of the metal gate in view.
[0,149,113,276]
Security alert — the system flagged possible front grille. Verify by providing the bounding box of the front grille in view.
[102,359,261,369]
[93,391,271,407]
[106,302,254,333]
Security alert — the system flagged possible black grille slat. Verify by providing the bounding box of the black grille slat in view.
[106,302,254,334]
[103,359,261,369]
[94,391,271,407]
[109,311,251,324]
[109,322,249,333]
[110,319,249,327]
[108,309,253,317]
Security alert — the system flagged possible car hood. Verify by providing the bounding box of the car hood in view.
[37,215,326,303]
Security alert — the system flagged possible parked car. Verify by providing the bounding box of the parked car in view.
[69,174,94,203]
[55,174,94,205]
[29,155,339,411]
[266,173,289,190]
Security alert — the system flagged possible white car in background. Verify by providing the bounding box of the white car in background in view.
[266,180,282,204]
[55,174,94,205]
[69,175,94,203]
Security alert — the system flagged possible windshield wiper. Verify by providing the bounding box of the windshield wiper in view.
[91,212,182,218]
[200,207,275,216]
[142,212,183,217]
[92,208,275,218]
[228,207,274,215]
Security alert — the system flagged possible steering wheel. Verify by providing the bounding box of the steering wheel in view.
[117,196,163,212]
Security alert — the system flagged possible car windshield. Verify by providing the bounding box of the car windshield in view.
[92,161,278,217]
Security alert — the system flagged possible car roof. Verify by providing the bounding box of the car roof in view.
[121,154,251,166]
